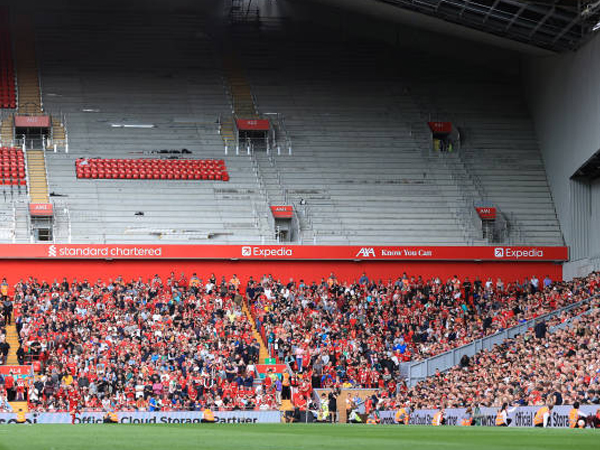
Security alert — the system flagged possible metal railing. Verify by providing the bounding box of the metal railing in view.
[401,293,599,387]
[264,112,292,156]
[249,151,275,240]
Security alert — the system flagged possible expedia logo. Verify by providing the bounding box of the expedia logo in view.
[494,247,544,259]
[356,247,376,258]
[241,247,293,257]
[48,245,57,257]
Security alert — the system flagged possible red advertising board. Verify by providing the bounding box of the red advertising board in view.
[29,203,53,217]
[14,115,51,128]
[476,207,497,220]
[428,121,452,134]
[0,244,568,261]
[270,205,293,219]
[236,119,270,131]
[0,365,33,377]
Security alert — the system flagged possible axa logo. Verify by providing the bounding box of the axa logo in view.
[48,245,57,257]
[241,246,252,256]
[356,247,376,258]
[494,248,504,258]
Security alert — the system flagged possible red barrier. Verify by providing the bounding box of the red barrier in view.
[270,205,293,219]
[236,119,270,131]
[14,115,50,128]
[475,207,497,220]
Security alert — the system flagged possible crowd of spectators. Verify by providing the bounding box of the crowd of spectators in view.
[5,273,278,412]
[248,271,594,390]
[396,292,600,409]
[0,270,597,414]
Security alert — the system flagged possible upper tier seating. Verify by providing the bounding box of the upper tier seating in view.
[0,147,26,185]
[32,10,268,243]
[75,158,229,181]
[30,8,564,246]
[0,9,15,109]
[237,25,564,246]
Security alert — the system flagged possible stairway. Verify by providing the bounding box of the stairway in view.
[51,117,66,148]
[254,152,286,204]
[26,150,49,203]
[5,323,19,365]
[14,15,42,115]
[222,54,258,118]
[242,301,269,364]
[220,51,259,145]
[0,115,14,146]
[13,202,30,242]
[220,116,235,147]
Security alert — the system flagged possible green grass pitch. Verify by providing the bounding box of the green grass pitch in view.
[0,424,597,450]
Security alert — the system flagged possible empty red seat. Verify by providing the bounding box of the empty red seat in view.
[74,158,229,181]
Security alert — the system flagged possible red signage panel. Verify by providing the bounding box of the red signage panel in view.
[14,115,51,128]
[0,244,569,261]
[236,119,270,131]
[476,207,496,220]
[29,203,53,217]
[0,365,33,376]
[270,205,293,219]
[428,121,452,134]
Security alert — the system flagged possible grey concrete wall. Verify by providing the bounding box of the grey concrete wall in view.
[524,33,600,274]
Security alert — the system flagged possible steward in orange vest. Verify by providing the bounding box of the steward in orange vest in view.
[533,405,551,428]
[495,403,512,427]
[15,408,27,424]
[432,409,445,426]
[461,407,474,426]
[569,402,586,429]
[395,407,410,425]
[202,409,215,423]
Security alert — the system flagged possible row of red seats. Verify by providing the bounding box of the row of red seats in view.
[75,158,230,181]
[0,26,15,109]
[0,179,26,185]
[76,158,225,168]
[0,147,26,184]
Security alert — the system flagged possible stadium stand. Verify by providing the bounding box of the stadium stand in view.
[248,271,595,382]
[395,282,600,409]
[235,25,563,245]
[10,9,559,246]
[31,10,270,244]
[0,270,596,413]
[409,77,564,245]
[9,273,271,412]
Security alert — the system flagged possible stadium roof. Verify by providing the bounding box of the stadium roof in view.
[375,0,600,52]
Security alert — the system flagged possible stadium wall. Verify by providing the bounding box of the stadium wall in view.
[524,32,600,277]
[0,259,561,287]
